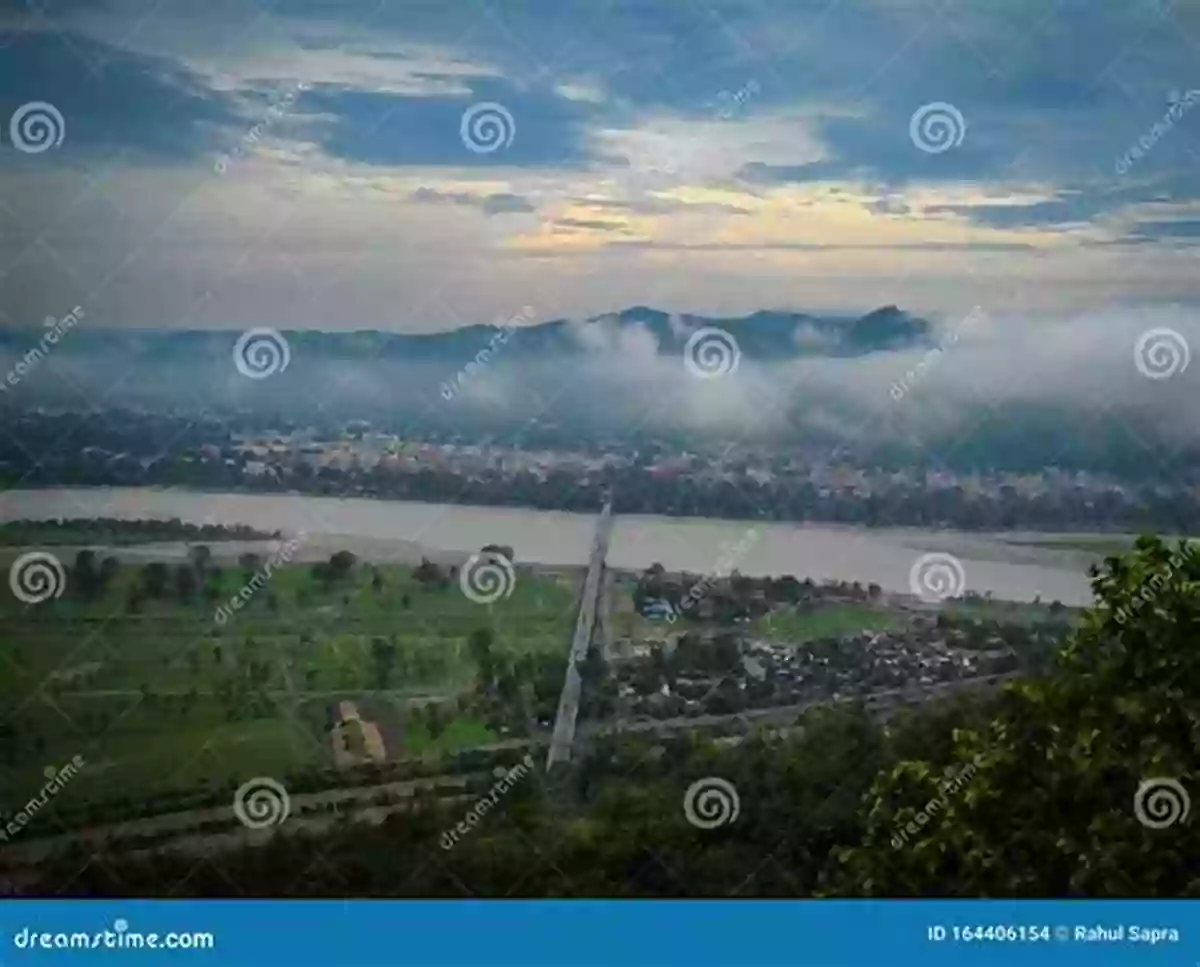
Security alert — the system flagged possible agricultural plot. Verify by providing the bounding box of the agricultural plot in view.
[0,550,578,821]
[749,604,902,642]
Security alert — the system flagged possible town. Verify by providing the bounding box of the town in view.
[2,407,1196,532]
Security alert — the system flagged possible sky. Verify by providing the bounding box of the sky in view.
[2,0,1200,332]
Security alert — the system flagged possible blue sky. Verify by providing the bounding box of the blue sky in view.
[2,0,1200,330]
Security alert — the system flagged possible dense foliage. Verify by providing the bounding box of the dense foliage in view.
[17,537,1197,897]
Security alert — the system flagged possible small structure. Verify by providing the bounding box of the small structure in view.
[640,598,676,620]
[329,701,387,768]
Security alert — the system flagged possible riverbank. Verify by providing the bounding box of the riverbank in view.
[0,487,1098,604]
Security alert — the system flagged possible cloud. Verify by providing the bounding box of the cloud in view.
[606,240,1037,252]
[295,76,605,169]
[580,197,751,215]
[7,0,1200,329]
[553,218,629,232]
[1129,220,1200,240]
[0,26,241,163]
[410,187,535,214]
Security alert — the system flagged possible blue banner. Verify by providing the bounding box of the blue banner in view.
[1,900,1195,966]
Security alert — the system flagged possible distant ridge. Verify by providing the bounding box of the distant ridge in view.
[0,306,932,363]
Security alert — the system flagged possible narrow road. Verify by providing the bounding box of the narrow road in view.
[546,498,613,770]
[582,671,1020,738]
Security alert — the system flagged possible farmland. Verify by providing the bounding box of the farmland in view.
[0,543,579,825]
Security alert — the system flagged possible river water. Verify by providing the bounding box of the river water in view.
[0,488,1101,605]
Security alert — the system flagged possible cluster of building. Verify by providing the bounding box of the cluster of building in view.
[229,433,629,482]
[610,623,1020,723]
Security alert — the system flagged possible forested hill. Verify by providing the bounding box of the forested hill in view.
[0,305,931,363]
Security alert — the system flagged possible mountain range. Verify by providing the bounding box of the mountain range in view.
[0,305,932,363]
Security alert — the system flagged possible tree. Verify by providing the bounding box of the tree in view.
[835,536,1200,897]
[426,703,446,740]
[413,558,443,586]
[467,627,496,686]
[328,550,357,580]
[174,564,197,602]
[141,562,170,598]
[189,544,212,575]
[100,555,120,587]
[481,544,514,564]
[72,549,101,598]
[370,636,397,689]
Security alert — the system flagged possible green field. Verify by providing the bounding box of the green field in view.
[609,576,903,645]
[750,604,902,641]
[0,552,578,812]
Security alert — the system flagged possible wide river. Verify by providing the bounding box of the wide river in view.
[0,488,1103,605]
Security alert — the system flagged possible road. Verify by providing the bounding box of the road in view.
[546,498,613,770]
[582,671,1021,738]
[0,673,1021,886]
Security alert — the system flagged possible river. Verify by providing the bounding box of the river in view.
[0,488,1101,605]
